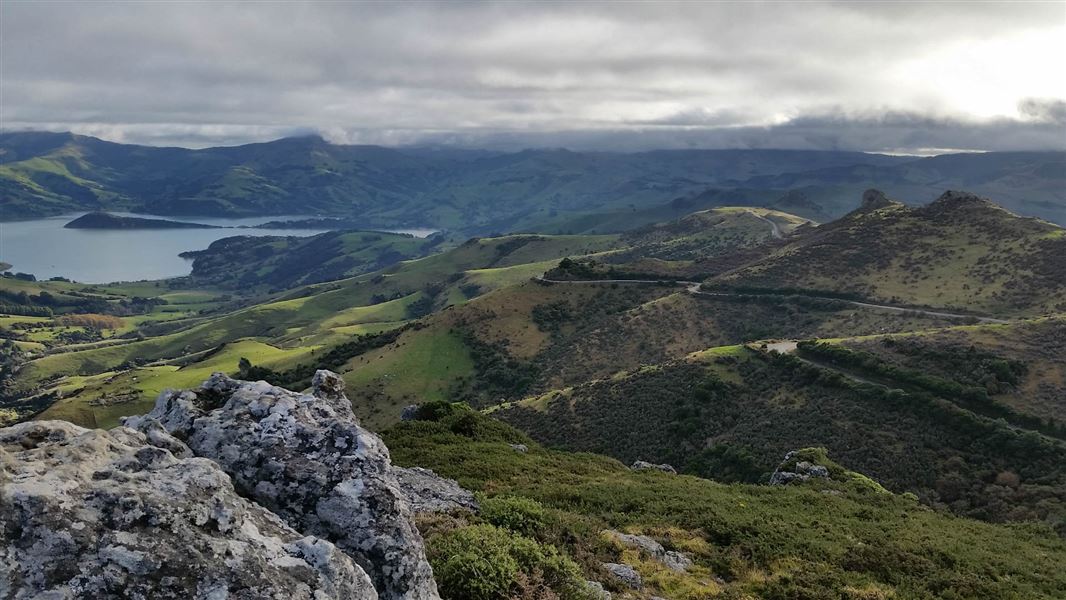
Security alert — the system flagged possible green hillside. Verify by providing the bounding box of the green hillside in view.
[384,405,1066,599]
[3,233,620,426]
[279,274,964,431]
[179,229,439,291]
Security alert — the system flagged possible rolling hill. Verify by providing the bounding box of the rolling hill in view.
[177,229,442,291]
[3,232,621,426]
[753,150,1066,224]
[712,190,1066,316]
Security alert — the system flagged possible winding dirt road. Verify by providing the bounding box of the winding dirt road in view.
[746,210,784,239]
[534,277,1009,324]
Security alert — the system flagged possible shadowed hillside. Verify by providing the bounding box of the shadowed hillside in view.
[494,338,1066,532]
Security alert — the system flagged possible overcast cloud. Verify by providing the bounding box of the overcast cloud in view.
[2,1,1064,152]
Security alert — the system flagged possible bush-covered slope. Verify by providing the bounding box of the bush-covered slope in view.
[833,317,1066,427]
[495,346,1066,532]
[384,405,1066,599]
[326,275,967,430]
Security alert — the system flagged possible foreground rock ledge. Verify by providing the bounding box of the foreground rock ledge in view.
[123,370,439,600]
[1,371,440,600]
[0,420,376,599]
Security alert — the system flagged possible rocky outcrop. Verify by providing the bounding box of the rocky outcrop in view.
[630,460,676,474]
[769,450,830,485]
[393,467,478,515]
[0,420,376,599]
[604,530,692,573]
[123,371,439,600]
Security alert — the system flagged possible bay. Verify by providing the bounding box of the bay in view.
[0,213,435,284]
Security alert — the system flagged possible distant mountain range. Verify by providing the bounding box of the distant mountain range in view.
[3,131,1064,230]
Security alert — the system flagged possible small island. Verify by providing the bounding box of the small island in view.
[64,212,222,230]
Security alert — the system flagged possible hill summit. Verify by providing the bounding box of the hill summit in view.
[857,188,900,212]
[716,189,1066,315]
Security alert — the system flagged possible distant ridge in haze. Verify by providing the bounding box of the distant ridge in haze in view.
[2,131,1063,230]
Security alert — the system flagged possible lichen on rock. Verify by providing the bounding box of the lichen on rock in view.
[393,466,479,515]
[0,420,376,599]
[123,370,440,600]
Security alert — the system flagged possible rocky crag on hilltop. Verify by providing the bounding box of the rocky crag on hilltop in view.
[1,371,453,600]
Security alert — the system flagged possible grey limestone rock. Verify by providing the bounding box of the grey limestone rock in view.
[0,420,376,599]
[601,562,642,589]
[605,530,692,573]
[769,451,831,486]
[393,466,478,515]
[630,460,677,474]
[124,370,439,600]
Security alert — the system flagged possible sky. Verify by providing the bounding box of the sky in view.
[2,1,1065,153]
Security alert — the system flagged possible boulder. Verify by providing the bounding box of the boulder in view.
[125,371,439,600]
[769,451,831,486]
[662,550,694,573]
[602,562,642,589]
[400,405,420,421]
[393,466,478,515]
[630,460,676,474]
[585,580,612,599]
[607,530,663,556]
[604,530,692,573]
[0,420,376,599]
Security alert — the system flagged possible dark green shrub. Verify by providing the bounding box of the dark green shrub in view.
[481,495,550,537]
[413,400,467,422]
[428,524,588,600]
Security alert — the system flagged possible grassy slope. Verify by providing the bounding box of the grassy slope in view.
[385,409,1066,600]
[37,340,317,427]
[9,234,620,427]
[716,192,1066,316]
